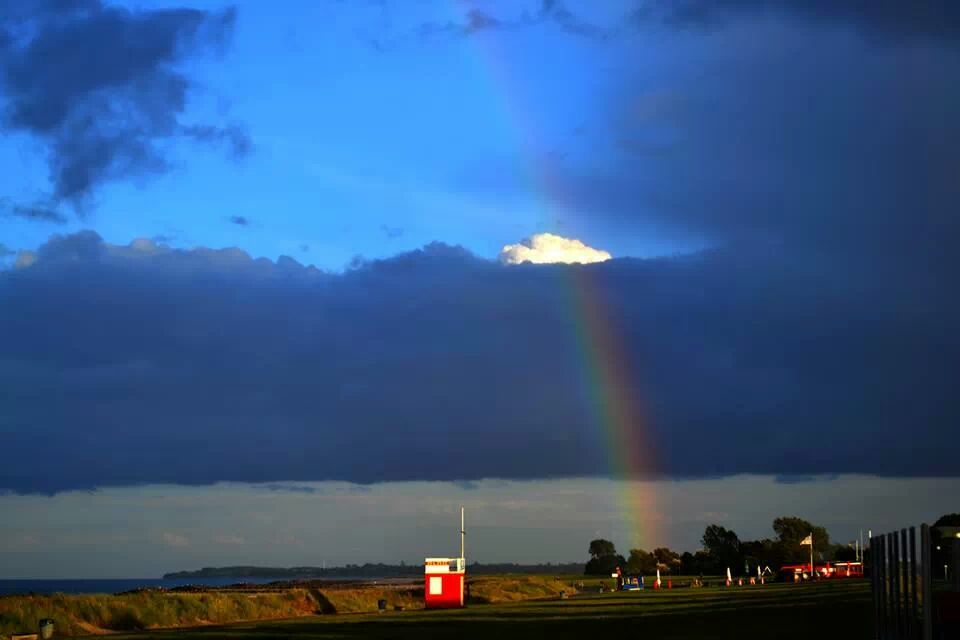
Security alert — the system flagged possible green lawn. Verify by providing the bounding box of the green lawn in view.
[107,580,873,640]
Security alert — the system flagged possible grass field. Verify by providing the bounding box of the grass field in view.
[102,580,873,640]
[0,576,575,636]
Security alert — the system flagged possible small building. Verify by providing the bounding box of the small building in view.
[424,557,466,608]
[779,561,863,581]
[424,507,466,609]
[831,561,864,578]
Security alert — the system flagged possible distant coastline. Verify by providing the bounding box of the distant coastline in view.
[163,562,583,580]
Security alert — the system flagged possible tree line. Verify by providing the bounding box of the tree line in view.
[586,516,857,576]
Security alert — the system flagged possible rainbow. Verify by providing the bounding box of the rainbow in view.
[453,6,661,552]
[568,266,660,551]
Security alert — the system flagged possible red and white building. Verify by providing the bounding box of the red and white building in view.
[424,557,466,608]
[780,561,864,581]
[424,507,466,609]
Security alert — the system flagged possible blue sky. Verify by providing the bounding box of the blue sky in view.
[1,0,704,268]
[1,1,958,576]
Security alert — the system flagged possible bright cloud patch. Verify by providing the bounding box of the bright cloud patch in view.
[499,233,612,265]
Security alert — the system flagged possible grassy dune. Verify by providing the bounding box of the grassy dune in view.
[0,590,320,636]
[0,576,570,637]
[468,575,570,603]
[313,585,423,614]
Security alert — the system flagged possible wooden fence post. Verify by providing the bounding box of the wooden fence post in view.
[901,528,910,638]
[872,531,881,640]
[920,524,932,640]
[890,531,903,640]
[909,527,918,639]
[877,534,890,640]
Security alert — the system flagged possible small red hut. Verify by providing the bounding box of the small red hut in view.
[424,507,466,609]
[424,557,465,608]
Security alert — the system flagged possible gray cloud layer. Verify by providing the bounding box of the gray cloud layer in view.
[0,1,246,211]
[1,231,956,493]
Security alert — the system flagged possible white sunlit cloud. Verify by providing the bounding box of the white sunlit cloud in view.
[499,233,612,265]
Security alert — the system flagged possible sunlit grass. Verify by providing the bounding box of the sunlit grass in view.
[0,577,873,639]
[0,590,319,636]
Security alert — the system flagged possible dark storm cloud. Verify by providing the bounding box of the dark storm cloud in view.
[1,232,957,494]
[417,8,499,38]
[415,1,959,44]
[418,0,605,40]
[381,224,404,239]
[228,215,251,226]
[465,8,500,33]
[459,3,960,315]
[539,0,608,40]
[629,0,960,42]
[181,124,252,158]
[0,1,247,212]
[0,199,68,224]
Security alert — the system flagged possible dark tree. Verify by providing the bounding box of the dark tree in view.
[680,550,717,576]
[652,547,681,574]
[772,516,830,560]
[742,537,789,568]
[931,513,960,573]
[832,545,857,561]
[585,553,626,576]
[702,525,743,573]
[933,514,960,527]
[625,548,657,574]
[585,538,624,575]
[589,539,617,559]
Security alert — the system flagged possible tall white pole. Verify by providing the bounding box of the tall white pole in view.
[460,506,465,562]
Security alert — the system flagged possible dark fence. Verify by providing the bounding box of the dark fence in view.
[873,522,960,640]
[871,525,933,640]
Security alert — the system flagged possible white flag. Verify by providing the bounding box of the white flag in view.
[800,534,813,546]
